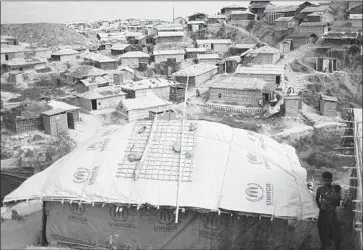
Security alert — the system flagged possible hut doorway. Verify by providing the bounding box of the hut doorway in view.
[91,99,97,110]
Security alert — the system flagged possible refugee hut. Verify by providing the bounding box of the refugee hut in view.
[286,32,318,49]
[185,48,207,59]
[299,22,329,34]
[154,32,185,44]
[60,66,108,85]
[77,87,126,111]
[196,39,233,53]
[173,63,218,87]
[84,53,118,70]
[322,31,361,46]
[8,71,24,84]
[113,67,135,85]
[46,100,80,129]
[249,1,274,19]
[197,53,219,64]
[119,51,150,68]
[221,5,247,16]
[235,64,284,87]
[2,102,52,133]
[244,46,281,65]
[319,94,338,117]
[209,77,274,106]
[274,17,299,30]
[230,44,256,55]
[230,11,256,21]
[187,21,208,32]
[169,84,186,103]
[50,49,80,62]
[111,43,133,56]
[281,94,301,117]
[117,92,169,121]
[299,5,335,22]
[3,119,319,249]
[0,45,24,63]
[121,78,177,100]
[264,5,300,24]
[41,109,68,136]
[0,35,18,45]
[149,107,177,120]
[75,76,110,93]
[153,50,185,64]
[2,57,47,73]
[316,57,337,73]
[207,15,227,24]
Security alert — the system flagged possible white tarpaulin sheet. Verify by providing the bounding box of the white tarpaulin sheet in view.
[4,120,319,220]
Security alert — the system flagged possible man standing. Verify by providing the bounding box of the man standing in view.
[316,171,341,250]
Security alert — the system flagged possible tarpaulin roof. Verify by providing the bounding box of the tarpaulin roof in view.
[119,92,168,111]
[4,120,319,220]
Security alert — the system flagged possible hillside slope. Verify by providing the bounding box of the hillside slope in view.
[1,23,98,48]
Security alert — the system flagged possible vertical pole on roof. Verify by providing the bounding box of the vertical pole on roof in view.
[173,7,175,23]
[175,70,189,224]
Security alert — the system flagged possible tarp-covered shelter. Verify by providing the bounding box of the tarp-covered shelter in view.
[4,120,319,249]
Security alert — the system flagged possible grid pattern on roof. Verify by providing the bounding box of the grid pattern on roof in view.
[116,120,196,182]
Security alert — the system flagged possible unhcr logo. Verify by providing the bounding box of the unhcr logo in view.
[86,141,103,151]
[69,203,85,215]
[73,168,90,183]
[245,183,264,202]
[202,212,221,230]
[109,207,129,222]
[247,153,263,165]
[154,209,177,232]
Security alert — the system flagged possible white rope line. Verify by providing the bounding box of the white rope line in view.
[175,70,190,223]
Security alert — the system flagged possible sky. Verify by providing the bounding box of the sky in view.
[1,1,317,24]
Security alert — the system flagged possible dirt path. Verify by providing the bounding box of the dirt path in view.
[224,23,262,44]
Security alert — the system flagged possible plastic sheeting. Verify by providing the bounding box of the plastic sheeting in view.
[45,202,318,250]
[1,167,34,206]
[4,120,319,220]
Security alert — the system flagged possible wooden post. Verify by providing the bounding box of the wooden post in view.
[41,201,48,246]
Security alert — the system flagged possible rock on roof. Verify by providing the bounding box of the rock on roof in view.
[119,92,168,111]
[236,64,284,75]
[51,48,80,56]
[119,51,150,58]
[111,43,132,50]
[153,50,185,56]
[196,39,233,44]
[121,78,177,91]
[173,63,218,77]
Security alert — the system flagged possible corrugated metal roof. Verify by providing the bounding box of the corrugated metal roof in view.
[264,4,300,13]
[196,39,233,44]
[120,92,168,111]
[233,43,256,49]
[80,76,109,87]
[300,5,333,13]
[300,21,327,26]
[156,31,185,37]
[51,48,80,56]
[231,11,254,15]
[84,53,117,63]
[153,50,185,56]
[185,47,207,53]
[197,53,219,59]
[41,108,66,116]
[209,77,267,91]
[173,63,218,77]
[248,45,280,55]
[4,57,46,66]
[111,43,131,50]
[47,100,80,111]
[1,45,24,54]
[275,16,297,22]
[321,95,338,102]
[119,51,150,58]
[78,86,126,100]
[67,65,108,79]
[235,64,284,75]
[121,78,177,91]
